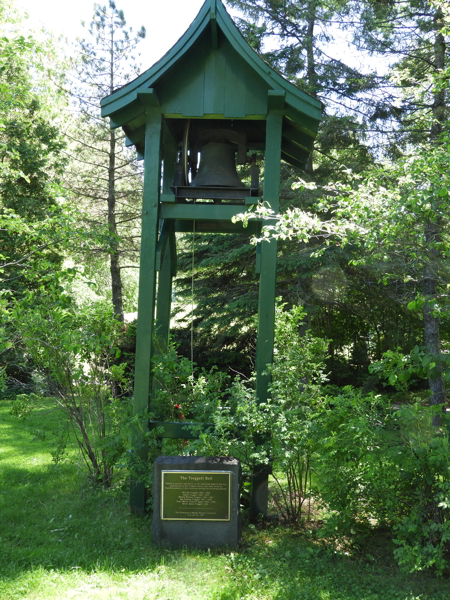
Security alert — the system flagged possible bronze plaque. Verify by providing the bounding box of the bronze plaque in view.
[161,471,231,521]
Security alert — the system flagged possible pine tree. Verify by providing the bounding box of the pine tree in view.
[66,1,146,321]
[172,0,388,375]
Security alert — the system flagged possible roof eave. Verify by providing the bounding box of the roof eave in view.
[100,1,212,118]
[101,0,323,128]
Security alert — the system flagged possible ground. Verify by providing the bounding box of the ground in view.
[1,399,450,600]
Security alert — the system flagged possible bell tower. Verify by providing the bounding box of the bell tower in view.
[101,0,323,516]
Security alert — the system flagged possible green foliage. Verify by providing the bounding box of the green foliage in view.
[173,229,259,376]
[11,288,130,486]
[0,13,69,299]
[188,304,329,524]
[3,397,450,600]
[184,301,450,574]
[119,337,230,493]
[370,346,450,392]
[151,337,229,422]
[314,388,450,575]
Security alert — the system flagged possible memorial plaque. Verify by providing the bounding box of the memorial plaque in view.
[153,457,241,548]
[161,470,231,521]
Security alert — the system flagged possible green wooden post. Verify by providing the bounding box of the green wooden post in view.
[252,91,284,519]
[162,121,177,196]
[130,91,162,514]
[155,121,178,351]
[155,220,175,351]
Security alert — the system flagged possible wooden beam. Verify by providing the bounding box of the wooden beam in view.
[160,202,250,221]
[284,106,320,138]
[281,152,306,170]
[267,89,285,114]
[211,0,218,49]
[155,220,175,352]
[252,94,283,519]
[137,88,160,111]
[125,123,146,146]
[156,219,169,272]
[162,120,177,196]
[282,139,310,164]
[283,120,313,152]
[109,100,143,129]
[130,108,163,515]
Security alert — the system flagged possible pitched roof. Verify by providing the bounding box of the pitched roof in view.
[100,0,323,168]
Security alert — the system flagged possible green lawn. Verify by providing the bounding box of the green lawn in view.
[1,399,450,600]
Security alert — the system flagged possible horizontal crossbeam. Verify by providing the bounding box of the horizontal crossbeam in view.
[174,219,260,234]
[160,202,252,221]
[149,421,212,439]
[170,186,257,201]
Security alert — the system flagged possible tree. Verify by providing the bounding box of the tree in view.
[225,0,387,171]
[0,2,71,298]
[0,1,75,392]
[349,0,449,409]
[65,1,146,321]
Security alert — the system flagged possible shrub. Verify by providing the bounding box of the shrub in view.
[11,289,130,486]
[314,388,450,574]
[187,304,330,524]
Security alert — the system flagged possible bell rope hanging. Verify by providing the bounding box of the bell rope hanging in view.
[190,142,244,188]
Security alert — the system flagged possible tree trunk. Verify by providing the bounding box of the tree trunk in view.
[424,7,446,421]
[108,127,123,321]
[305,1,317,175]
[108,23,123,322]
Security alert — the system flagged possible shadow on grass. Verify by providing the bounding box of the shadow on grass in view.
[2,401,450,600]
[212,527,450,600]
[0,463,159,576]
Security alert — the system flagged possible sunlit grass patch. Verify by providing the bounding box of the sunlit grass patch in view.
[1,398,450,600]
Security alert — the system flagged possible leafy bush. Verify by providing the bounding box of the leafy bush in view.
[314,388,450,574]
[11,288,130,486]
[187,304,329,524]
[186,304,450,574]
[150,337,228,422]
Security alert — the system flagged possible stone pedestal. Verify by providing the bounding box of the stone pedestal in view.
[152,456,241,549]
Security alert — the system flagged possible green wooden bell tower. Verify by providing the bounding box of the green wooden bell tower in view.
[101,0,323,516]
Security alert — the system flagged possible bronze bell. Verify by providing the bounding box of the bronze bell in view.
[190,142,243,188]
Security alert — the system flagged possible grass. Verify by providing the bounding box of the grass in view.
[1,398,450,600]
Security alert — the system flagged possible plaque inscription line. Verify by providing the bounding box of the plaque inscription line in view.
[161,470,231,521]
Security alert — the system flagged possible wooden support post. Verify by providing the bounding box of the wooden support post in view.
[252,91,284,519]
[155,220,176,352]
[163,121,177,197]
[155,119,178,352]
[130,95,162,515]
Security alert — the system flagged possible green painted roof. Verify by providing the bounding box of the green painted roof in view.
[100,0,323,168]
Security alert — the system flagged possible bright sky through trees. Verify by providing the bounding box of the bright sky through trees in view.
[16,0,209,69]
